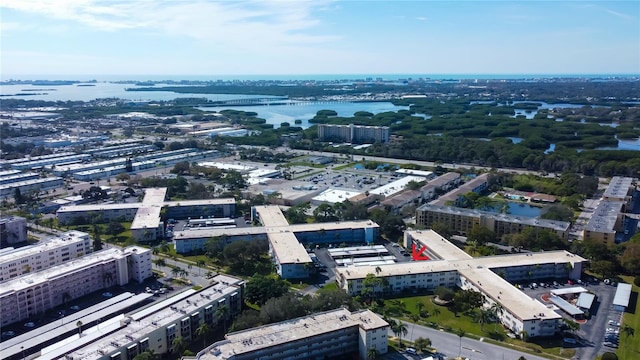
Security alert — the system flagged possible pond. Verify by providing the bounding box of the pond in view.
[486,201,543,218]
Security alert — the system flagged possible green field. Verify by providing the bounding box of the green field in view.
[617,276,639,360]
[383,295,575,359]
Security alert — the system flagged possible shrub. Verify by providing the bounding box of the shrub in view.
[601,352,618,360]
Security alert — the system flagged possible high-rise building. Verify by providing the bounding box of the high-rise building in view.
[0,246,151,326]
[0,230,92,282]
[318,124,389,144]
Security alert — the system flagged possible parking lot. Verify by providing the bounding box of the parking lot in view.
[517,277,621,359]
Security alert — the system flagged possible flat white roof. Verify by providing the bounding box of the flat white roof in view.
[198,309,387,360]
[613,283,632,307]
[198,161,256,173]
[604,176,634,199]
[370,175,426,197]
[66,275,243,360]
[311,188,363,204]
[0,247,146,294]
[142,187,168,205]
[254,205,290,227]
[550,287,588,296]
[268,231,311,265]
[396,169,434,177]
[549,295,584,316]
[576,292,596,309]
[0,231,88,266]
[130,206,162,230]
[0,176,62,190]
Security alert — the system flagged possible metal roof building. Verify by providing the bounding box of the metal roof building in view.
[613,283,632,312]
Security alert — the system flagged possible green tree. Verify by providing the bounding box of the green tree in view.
[621,324,635,343]
[601,352,618,360]
[106,220,125,236]
[92,225,103,251]
[171,336,186,355]
[455,328,466,358]
[153,258,166,268]
[245,274,290,306]
[467,225,496,246]
[216,304,230,334]
[435,286,454,302]
[414,337,432,353]
[367,347,380,360]
[391,320,408,347]
[196,322,211,347]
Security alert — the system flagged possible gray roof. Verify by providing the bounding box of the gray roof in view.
[549,295,584,316]
[584,201,623,233]
[613,283,632,308]
[576,292,596,309]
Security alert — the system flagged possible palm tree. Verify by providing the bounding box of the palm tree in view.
[171,267,181,278]
[391,320,408,347]
[76,320,83,337]
[196,322,211,347]
[415,302,426,318]
[431,307,441,321]
[216,304,230,334]
[490,302,504,331]
[409,314,420,341]
[474,308,492,331]
[367,347,380,360]
[153,258,166,269]
[455,328,466,358]
[197,259,206,275]
[375,266,382,276]
[621,324,635,343]
[152,247,159,255]
[171,336,186,355]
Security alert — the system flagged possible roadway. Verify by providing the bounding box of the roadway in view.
[390,320,550,360]
[285,148,549,177]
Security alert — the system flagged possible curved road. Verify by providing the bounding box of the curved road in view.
[390,319,552,360]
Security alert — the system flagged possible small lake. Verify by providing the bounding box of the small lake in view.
[486,202,543,218]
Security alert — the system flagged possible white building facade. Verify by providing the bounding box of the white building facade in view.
[0,230,92,282]
[0,246,151,326]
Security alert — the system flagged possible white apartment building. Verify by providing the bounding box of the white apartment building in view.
[335,230,585,338]
[51,275,245,360]
[192,308,388,360]
[0,230,92,282]
[0,246,151,326]
[0,177,64,197]
[57,188,235,242]
[0,216,28,247]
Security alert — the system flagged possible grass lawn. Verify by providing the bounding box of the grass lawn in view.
[382,295,575,359]
[332,163,357,171]
[617,276,639,360]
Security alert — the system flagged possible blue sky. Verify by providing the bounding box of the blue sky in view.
[1,0,639,77]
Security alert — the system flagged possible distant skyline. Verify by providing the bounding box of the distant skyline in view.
[1,1,639,78]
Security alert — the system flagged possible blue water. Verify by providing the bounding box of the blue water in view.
[198,102,409,129]
[5,74,637,82]
[487,202,543,217]
[0,83,276,102]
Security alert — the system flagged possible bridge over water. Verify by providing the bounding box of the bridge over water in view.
[203,97,353,107]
